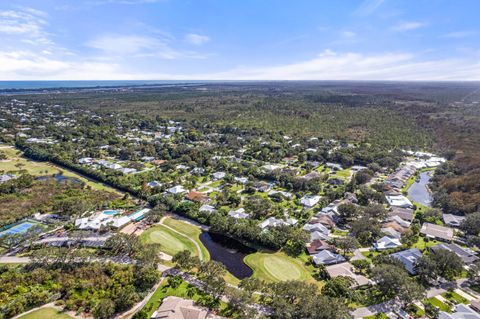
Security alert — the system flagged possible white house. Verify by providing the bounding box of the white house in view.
[301,195,321,207]
[386,194,413,208]
[228,208,250,219]
[212,172,226,180]
[199,205,216,213]
[374,236,402,251]
[166,185,187,195]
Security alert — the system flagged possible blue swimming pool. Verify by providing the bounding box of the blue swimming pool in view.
[0,221,39,237]
[102,210,119,215]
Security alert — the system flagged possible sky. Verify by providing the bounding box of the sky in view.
[1,0,480,81]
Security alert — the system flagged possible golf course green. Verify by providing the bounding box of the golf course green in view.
[244,252,312,282]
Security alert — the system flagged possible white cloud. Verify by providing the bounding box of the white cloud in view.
[185,33,210,45]
[392,21,427,31]
[442,31,477,38]
[86,34,206,59]
[0,8,51,44]
[341,31,356,38]
[353,0,385,16]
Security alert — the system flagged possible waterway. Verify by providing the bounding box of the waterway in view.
[199,232,255,279]
[407,170,433,207]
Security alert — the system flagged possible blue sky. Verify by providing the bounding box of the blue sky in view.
[1,0,479,80]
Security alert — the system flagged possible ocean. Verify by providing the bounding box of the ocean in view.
[0,80,202,90]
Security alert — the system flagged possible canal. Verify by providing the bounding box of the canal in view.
[200,232,255,279]
[407,170,433,207]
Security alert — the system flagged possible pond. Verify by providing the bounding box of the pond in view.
[37,174,82,184]
[407,170,433,207]
[200,232,255,279]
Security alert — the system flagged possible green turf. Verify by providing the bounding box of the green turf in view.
[162,217,210,261]
[17,307,74,319]
[141,225,199,258]
[426,297,451,312]
[443,291,468,304]
[244,252,312,282]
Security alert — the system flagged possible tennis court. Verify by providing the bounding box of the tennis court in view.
[0,221,39,237]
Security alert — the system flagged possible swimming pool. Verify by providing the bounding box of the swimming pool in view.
[0,221,40,237]
[102,210,119,215]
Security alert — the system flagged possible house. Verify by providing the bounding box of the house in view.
[176,164,189,170]
[386,194,413,208]
[234,176,248,184]
[389,215,411,228]
[167,185,187,195]
[312,250,346,266]
[381,227,402,239]
[185,191,210,204]
[79,157,93,164]
[0,174,16,183]
[228,208,249,219]
[301,195,321,207]
[259,217,297,229]
[262,164,281,171]
[389,207,415,222]
[439,304,480,319]
[326,262,370,287]
[391,248,423,275]
[374,236,402,250]
[151,296,208,319]
[421,223,454,241]
[431,243,478,264]
[253,181,273,192]
[309,230,331,242]
[119,167,137,174]
[199,205,216,214]
[306,240,335,255]
[303,222,330,234]
[147,181,162,188]
[268,190,293,199]
[212,172,226,180]
[301,171,322,181]
[311,214,336,229]
[443,214,466,228]
[326,162,343,170]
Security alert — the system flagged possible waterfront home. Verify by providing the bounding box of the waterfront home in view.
[228,208,250,219]
[147,181,162,188]
[421,223,454,241]
[306,239,335,255]
[443,213,466,228]
[391,248,423,275]
[374,236,402,251]
[389,207,415,222]
[199,204,216,214]
[386,194,413,208]
[259,217,297,229]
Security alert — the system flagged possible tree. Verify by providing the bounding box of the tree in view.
[93,299,115,319]
[419,249,464,281]
[331,236,359,255]
[282,227,309,256]
[461,212,480,236]
[172,250,199,272]
[199,261,227,299]
[363,204,388,220]
[338,203,359,222]
[114,285,139,312]
[322,276,355,299]
[350,217,381,245]
[371,264,425,306]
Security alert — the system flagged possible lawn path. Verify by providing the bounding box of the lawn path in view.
[159,216,204,261]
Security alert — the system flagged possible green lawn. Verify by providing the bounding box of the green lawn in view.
[0,146,119,193]
[443,291,468,304]
[330,168,352,180]
[411,236,440,251]
[244,252,312,282]
[141,225,200,258]
[425,297,451,312]
[17,307,74,319]
[364,314,388,319]
[162,217,210,261]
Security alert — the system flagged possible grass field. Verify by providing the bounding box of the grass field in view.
[425,297,451,312]
[162,217,210,261]
[141,225,199,258]
[0,146,118,193]
[17,307,74,319]
[244,251,312,282]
